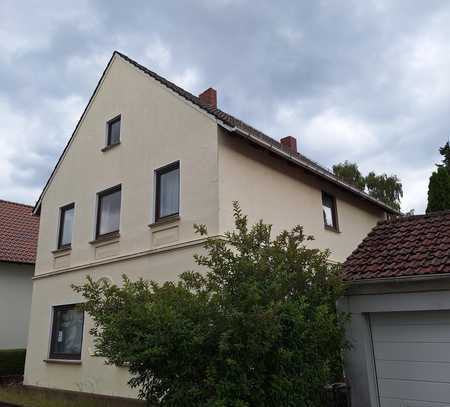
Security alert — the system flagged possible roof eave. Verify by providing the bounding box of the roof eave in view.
[345,272,450,285]
[33,51,400,217]
[220,123,400,215]
[0,259,36,266]
[32,52,119,216]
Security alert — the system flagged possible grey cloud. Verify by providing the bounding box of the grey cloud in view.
[1,0,449,212]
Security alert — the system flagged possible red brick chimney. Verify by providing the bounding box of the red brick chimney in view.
[280,136,297,153]
[199,87,217,109]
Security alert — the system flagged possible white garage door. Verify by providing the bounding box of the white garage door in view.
[370,311,450,407]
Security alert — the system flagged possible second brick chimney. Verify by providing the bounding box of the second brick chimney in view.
[199,87,217,109]
[280,136,297,153]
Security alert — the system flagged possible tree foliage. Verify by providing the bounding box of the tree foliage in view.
[333,161,403,211]
[437,141,450,171]
[73,203,348,407]
[332,161,366,191]
[365,172,403,211]
[427,166,450,213]
[426,141,450,213]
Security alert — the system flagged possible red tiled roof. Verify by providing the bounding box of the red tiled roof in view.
[0,199,39,264]
[343,211,450,281]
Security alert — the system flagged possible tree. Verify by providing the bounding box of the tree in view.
[365,172,403,211]
[426,166,450,213]
[438,141,450,172]
[332,161,403,211]
[426,141,450,213]
[74,203,348,407]
[332,161,366,191]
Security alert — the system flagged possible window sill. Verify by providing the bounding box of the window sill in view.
[89,232,120,245]
[149,215,180,228]
[52,246,72,255]
[101,142,121,152]
[324,225,340,233]
[44,359,82,365]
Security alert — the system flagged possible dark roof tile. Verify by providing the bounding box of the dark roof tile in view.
[343,211,450,281]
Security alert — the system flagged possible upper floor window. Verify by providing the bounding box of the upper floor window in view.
[49,304,84,360]
[322,191,338,231]
[96,185,121,238]
[58,203,74,249]
[155,162,180,222]
[106,115,121,147]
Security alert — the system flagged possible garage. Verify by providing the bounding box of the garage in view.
[370,311,450,407]
[340,211,450,407]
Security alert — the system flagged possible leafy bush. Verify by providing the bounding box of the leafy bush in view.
[74,203,348,406]
[0,348,26,376]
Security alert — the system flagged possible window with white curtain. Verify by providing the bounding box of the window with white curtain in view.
[58,203,74,249]
[49,304,84,360]
[96,185,121,238]
[155,162,180,221]
[322,191,338,230]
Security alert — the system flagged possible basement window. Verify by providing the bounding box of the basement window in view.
[49,304,84,360]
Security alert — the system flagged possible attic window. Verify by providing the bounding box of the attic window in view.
[106,115,121,147]
[57,203,74,249]
[322,191,339,231]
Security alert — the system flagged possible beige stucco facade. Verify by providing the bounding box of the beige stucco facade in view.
[217,129,385,263]
[25,53,388,399]
[0,262,34,350]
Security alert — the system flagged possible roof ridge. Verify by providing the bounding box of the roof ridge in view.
[33,50,400,215]
[114,50,213,113]
[0,199,33,208]
[114,51,399,214]
[377,209,450,226]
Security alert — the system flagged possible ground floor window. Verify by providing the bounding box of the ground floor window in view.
[49,304,84,360]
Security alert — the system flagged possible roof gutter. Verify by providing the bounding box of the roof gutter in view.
[220,123,400,215]
[347,273,450,285]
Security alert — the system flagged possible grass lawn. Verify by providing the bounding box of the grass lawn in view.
[0,385,142,407]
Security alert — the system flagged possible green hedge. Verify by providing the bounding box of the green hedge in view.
[0,349,26,376]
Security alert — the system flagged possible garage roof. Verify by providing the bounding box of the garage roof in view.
[343,210,450,281]
[0,199,39,264]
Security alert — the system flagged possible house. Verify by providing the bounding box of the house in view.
[0,199,38,350]
[24,51,397,400]
[341,210,450,407]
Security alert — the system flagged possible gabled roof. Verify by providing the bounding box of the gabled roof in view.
[33,51,399,215]
[343,211,450,282]
[0,200,39,264]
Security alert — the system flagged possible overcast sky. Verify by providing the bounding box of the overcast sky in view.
[1,0,449,213]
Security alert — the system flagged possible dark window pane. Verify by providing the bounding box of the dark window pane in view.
[322,192,337,228]
[58,205,74,248]
[98,188,121,237]
[50,305,84,359]
[108,117,121,146]
[157,164,179,220]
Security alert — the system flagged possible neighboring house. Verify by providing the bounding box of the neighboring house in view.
[341,211,450,407]
[0,199,39,350]
[24,51,397,400]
